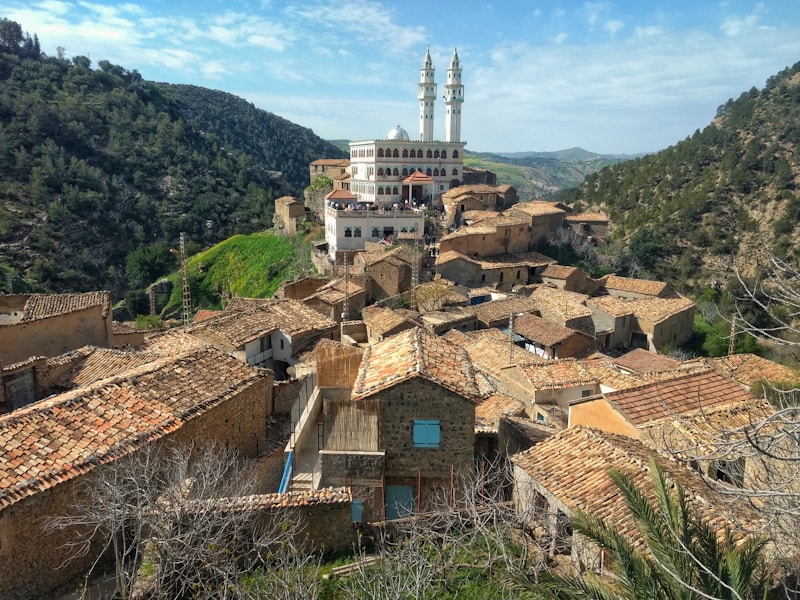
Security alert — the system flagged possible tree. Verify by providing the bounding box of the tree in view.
[540,458,770,600]
[125,243,176,289]
[45,444,309,600]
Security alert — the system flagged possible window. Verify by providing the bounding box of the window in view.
[377,148,384,158]
[260,336,272,353]
[426,149,433,158]
[354,227,361,237]
[413,420,440,447]
[581,389,592,398]
[441,150,447,159]
[377,168,384,176]
[410,149,416,158]
[453,150,459,158]
[344,227,352,238]
[371,227,379,237]
[392,149,399,157]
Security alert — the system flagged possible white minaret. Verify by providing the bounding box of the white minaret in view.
[444,47,464,143]
[418,47,436,142]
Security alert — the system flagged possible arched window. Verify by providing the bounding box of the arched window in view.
[377,148,384,158]
[417,167,423,172]
[344,227,352,238]
[401,227,408,233]
[433,168,439,176]
[441,150,447,159]
[434,149,440,158]
[426,149,433,158]
[402,168,408,176]
[426,168,432,176]
[410,149,416,158]
[392,168,398,176]
[392,149,399,157]
[410,226,417,232]
[453,150,459,158]
[371,227,379,237]
[354,227,361,238]
[452,168,458,176]
[402,149,409,158]
[377,167,384,176]
[417,149,423,157]
[392,187,399,194]
[377,186,384,195]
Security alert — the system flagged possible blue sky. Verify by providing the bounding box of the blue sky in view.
[3,0,800,154]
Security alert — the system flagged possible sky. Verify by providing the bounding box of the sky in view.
[3,0,800,155]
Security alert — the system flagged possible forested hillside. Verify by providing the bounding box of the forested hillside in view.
[558,61,800,290]
[0,19,346,295]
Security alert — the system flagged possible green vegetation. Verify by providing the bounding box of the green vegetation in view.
[557,61,800,291]
[541,458,770,600]
[162,231,315,314]
[0,19,346,295]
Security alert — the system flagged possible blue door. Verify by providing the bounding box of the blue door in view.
[385,485,416,520]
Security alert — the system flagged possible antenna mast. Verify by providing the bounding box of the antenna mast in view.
[179,232,191,326]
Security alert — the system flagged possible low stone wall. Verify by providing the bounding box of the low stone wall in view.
[317,450,385,488]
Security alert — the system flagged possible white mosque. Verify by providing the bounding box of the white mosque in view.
[325,47,466,259]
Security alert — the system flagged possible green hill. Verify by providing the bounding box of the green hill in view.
[0,19,346,296]
[557,61,800,291]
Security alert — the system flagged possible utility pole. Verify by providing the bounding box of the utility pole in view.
[728,315,737,356]
[341,254,348,340]
[508,312,515,365]
[179,232,191,326]
[410,235,419,311]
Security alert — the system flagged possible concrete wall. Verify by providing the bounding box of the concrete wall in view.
[568,397,638,437]
[0,305,112,365]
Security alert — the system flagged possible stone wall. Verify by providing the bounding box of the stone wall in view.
[0,305,112,365]
[376,378,475,479]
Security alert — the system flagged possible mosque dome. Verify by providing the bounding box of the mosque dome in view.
[386,124,410,141]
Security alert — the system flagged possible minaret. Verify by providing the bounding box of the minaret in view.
[444,47,464,143]
[418,46,436,142]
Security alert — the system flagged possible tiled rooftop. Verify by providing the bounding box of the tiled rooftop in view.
[311,159,350,166]
[506,201,565,217]
[16,291,111,322]
[0,347,268,510]
[362,306,420,336]
[613,348,680,373]
[139,329,211,356]
[275,195,302,205]
[462,336,545,376]
[603,369,756,426]
[513,313,582,346]
[517,359,597,390]
[604,275,670,297]
[512,426,763,548]
[476,393,525,429]
[529,286,593,321]
[468,297,539,325]
[352,327,481,402]
[540,264,579,279]
[586,295,634,318]
[564,212,609,222]
[708,353,800,388]
[54,346,166,390]
[627,296,696,323]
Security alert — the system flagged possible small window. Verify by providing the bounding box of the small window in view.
[260,336,272,353]
[344,227,352,238]
[581,389,592,398]
[413,419,440,448]
[372,228,379,237]
[354,227,361,238]
[352,499,364,523]
[280,339,284,350]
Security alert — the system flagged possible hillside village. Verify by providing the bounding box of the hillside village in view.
[1,46,799,600]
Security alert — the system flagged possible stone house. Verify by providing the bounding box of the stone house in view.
[512,426,763,569]
[612,347,679,374]
[512,313,595,360]
[602,275,677,300]
[353,246,417,302]
[418,308,478,336]
[0,347,273,600]
[585,295,635,350]
[362,306,420,344]
[529,286,596,336]
[505,201,566,247]
[435,250,554,290]
[319,328,481,521]
[627,296,696,351]
[564,212,609,242]
[277,276,330,300]
[301,278,366,323]
[538,264,593,293]
[189,299,338,377]
[438,214,532,258]
[0,292,113,365]
[441,183,518,228]
[273,195,308,233]
[309,158,350,186]
[468,296,539,330]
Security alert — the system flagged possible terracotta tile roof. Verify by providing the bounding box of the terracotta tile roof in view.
[357,245,415,267]
[513,313,583,346]
[468,297,539,326]
[192,299,335,347]
[604,275,670,297]
[639,399,775,460]
[225,297,273,312]
[627,296,696,324]
[529,286,593,321]
[139,329,211,355]
[581,364,644,391]
[462,336,545,376]
[507,201,565,217]
[311,159,350,166]
[603,369,756,427]
[540,264,579,279]
[352,327,481,402]
[112,321,139,334]
[586,295,634,318]
[55,346,166,390]
[564,212,609,222]
[440,223,497,240]
[275,195,302,206]
[362,306,419,336]
[475,251,555,269]
[708,354,800,388]
[614,348,679,373]
[193,309,222,322]
[512,426,763,548]
[17,291,110,322]
[476,393,525,429]
[517,359,597,390]
[325,189,358,201]
[304,278,365,305]
[0,348,268,510]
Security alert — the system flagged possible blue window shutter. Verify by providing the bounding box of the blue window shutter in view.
[352,499,364,523]
[413,420,440,448]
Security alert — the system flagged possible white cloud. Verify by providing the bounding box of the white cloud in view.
[554,32,569,44]
[583,1,609,29]
[632,25,662,39]
[604,19,624,35]
[720,2,765,36]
